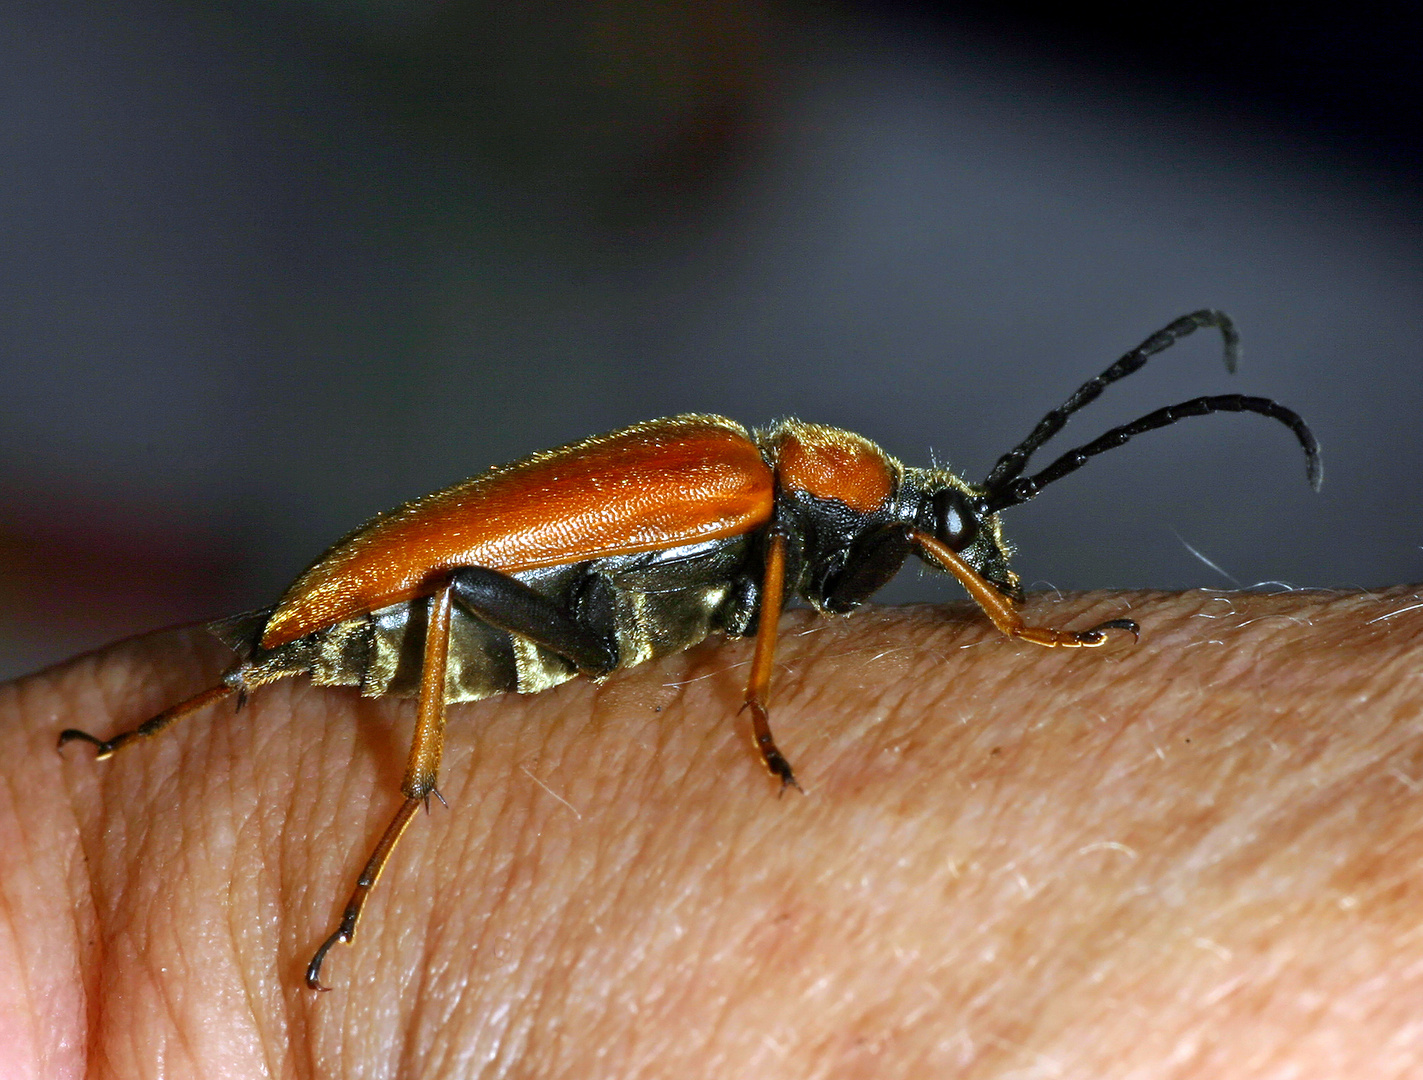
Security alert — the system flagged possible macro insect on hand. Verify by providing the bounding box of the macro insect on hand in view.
[59,309,1320,990]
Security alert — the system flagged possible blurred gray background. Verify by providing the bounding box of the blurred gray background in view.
[3,0,1421,680]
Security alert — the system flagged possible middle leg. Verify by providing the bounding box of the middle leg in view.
[743,531,800,792]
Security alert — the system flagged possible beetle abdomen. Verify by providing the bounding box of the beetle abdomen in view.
[220,536,758,706]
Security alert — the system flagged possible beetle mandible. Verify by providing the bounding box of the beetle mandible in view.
[59,309,1321,989]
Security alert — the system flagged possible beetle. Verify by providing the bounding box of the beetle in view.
[58,309,1320,989]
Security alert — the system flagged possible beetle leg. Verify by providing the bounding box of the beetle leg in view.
[57,682,236,760]
[403,581,456,801]
[743,531,801,793]
[912,530,1139,646]
[451,567,618,675]
[307,581,455,991]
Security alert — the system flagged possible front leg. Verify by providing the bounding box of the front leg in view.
[913,530,1138,646]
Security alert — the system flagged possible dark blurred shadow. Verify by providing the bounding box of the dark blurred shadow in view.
[2,0,1419,679]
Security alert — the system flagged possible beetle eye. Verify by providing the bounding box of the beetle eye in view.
[934,489,980,551]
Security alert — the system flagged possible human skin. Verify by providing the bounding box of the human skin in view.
[4,587,1423,1079]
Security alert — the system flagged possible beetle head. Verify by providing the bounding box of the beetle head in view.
[905,469,1021,601]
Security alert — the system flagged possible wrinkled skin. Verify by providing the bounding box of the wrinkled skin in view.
[6,588,1423,1079]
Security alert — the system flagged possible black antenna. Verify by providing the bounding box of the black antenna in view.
[982,310,1239,495]
[979,310,1320,513]
[982,394,1322,513]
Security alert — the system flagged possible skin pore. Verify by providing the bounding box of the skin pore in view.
[5,586,1423,1079]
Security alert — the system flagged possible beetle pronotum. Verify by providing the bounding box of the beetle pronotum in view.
[59,310,1320,988]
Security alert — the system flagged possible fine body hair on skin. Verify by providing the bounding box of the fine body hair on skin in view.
[11,586,1423,1079]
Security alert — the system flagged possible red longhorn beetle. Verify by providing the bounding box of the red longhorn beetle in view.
[59,310,1320,989]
